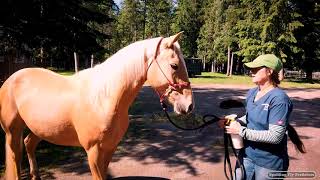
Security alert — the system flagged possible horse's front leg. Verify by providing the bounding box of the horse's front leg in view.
[86,144,107,180]
[103,147,117,176]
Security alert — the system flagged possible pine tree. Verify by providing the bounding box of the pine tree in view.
[291,0,320,80]
[116,0,144,48]
[172,0,203,58]
[0,0,114,69]
[145,0,173,37]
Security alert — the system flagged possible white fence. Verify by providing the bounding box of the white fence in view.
[285,70,320,80]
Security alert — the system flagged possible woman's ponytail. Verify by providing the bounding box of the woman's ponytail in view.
[287,124,306,153]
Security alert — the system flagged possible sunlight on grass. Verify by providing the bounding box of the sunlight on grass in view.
[54,70,320,89]
[190,72,320,88]
[56,71,74,76]
[190,72,251,85]
[59,72,74,76]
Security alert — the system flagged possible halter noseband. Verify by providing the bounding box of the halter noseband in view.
[147,37,190,107]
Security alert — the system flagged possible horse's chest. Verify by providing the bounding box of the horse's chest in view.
[74,111,129,149]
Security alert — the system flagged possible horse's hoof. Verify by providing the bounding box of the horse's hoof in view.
[30,174,41,180]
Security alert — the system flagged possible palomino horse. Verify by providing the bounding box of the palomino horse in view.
[0,32,194,180]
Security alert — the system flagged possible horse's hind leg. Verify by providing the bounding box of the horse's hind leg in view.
[24,132,41,180]
[4,122,24,180]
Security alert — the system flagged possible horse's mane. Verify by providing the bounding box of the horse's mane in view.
[74,37,162,108]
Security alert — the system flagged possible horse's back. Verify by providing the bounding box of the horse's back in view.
[2,67,75,106]
[0,68,81,145]
[8,68,71,89]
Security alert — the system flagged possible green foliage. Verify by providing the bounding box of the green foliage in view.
[291,0,320,78]
[198,0,241,64]
[171,0,203,58]
[0,0,115,66]
[197,0,319,78]
[145,0,173,37]
[1,0,319,76]
[116,0,144,47]
[111,0,174,53]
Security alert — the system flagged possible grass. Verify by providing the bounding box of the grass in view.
[54,71,320,89]
[190,72,251,85]
[190,72,320,89]
[55,70,75,76]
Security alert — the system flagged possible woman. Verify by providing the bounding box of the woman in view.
[223,54,305,180]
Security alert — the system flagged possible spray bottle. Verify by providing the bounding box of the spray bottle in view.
[225,114,244,150]
[225,114,245,180]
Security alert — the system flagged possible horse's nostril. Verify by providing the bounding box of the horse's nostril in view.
[187,104,193,112]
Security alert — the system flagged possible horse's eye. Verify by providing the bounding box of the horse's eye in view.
[170,63,178,70]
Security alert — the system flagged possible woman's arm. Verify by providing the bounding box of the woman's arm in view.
[226,122,286,144]
[239,124,286,144]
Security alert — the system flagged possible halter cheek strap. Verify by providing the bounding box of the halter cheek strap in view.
[146,37,190,108]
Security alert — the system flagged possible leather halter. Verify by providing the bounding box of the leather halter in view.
[146,37,190,106]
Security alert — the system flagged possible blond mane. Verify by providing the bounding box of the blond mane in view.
[74,38,161,109]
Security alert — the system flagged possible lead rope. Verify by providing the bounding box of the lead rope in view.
[160,101,244,180]
[224,133,233,180]
[160,101,245,180]
[224,132,245,180]
[160,102,220,131]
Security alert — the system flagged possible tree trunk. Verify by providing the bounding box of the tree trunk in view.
[222,63,225,73]
[303,56,314,82]
[40,47,44,65]
[236,58,242,74]
[91,54,94,68]
[229,52,234,76]
[74,52,78,73]
[306,70,313,81]
[211,61,214,72]
[226,46,230,76]
[203,57,206,71]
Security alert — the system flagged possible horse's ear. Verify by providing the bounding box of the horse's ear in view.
[166,31,183,48]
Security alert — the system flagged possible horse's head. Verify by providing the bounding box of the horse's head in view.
[146,32,194,114]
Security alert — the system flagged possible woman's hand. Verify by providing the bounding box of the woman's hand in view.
[225,121,242,134]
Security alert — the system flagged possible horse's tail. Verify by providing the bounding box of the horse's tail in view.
[287,124,306,153]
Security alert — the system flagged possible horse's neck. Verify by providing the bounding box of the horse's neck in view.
[83,40,151,110]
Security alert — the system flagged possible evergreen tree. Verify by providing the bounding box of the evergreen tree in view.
[235,0,305,68]
[172,0,203,58]
[116,0,144,47]
[197,0,240,73]
[0,0,115,68]
[291,0,320,80]
[145,0,173,37]
[197,0,222,71]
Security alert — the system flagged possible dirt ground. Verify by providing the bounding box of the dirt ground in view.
[1,84,320,180]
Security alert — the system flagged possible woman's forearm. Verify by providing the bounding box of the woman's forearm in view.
[239,124,286,144]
